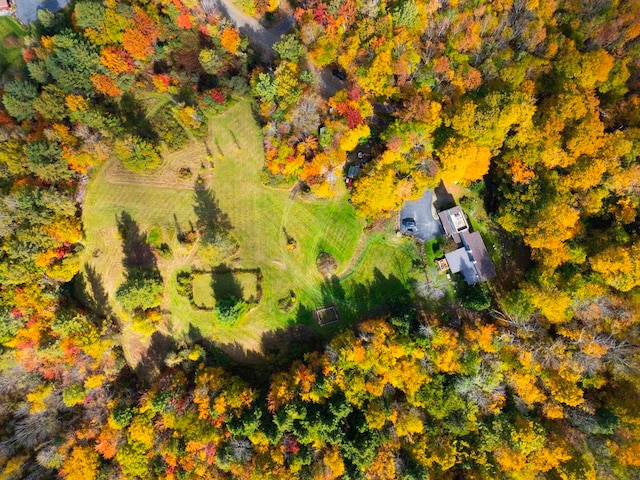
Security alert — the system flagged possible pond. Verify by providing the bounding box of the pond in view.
[14,0,70,24]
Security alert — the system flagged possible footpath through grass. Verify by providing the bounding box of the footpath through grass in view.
[81,100,425,358]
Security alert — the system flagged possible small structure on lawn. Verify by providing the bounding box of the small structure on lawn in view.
[0,0,11,13]
[436,257,450,273]
[315,306,339,326]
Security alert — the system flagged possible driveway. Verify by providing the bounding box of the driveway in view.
[14,0,70,23]
[316,66,346,98]
[399,190,444,242]
[203,0,293,61]
[203,0,347,98]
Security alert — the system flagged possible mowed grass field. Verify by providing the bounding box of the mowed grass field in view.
[192,271,259,309]
[81,100,425,359]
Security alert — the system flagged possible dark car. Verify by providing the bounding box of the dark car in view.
[332,69,346,81]
[402,218,416,228]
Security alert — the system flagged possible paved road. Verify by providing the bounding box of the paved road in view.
[399,190,444,242]
[14,0,70,23]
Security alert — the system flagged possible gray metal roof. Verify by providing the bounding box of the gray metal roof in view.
[445,247,480,284]
[460,231,496,282]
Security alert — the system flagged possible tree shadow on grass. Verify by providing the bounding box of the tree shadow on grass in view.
[84,263,113,318]
[261,324,325,366]
[119,92,158,142]
[315,268,412,325]
[211,264,244,303]
[213,324,326,390]
[72,265,114,323]
[210,269,413,387]
[193,177,233,244]
[117,211,157,272]
[134,331,177,384]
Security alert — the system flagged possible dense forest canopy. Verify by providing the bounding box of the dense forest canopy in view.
[0,0,639,478]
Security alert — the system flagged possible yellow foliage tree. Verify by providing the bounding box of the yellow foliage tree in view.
[438,137,491,185]
[339,124,370,152]
[324,447,345,478]
[591,244,640,292]
[60,446,99,480]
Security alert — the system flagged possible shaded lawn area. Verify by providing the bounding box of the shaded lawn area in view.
[81,99,425,357]
[0,17,26,75]
[294,231,425,334]
[192,271,259,309]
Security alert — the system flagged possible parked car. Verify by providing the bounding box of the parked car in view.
[402,218,416,228]
[332,68,346,81]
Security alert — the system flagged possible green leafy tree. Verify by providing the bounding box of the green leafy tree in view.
[114,136,161,173]
[115,269,163,312]
[274,35,306,62]
[24,141,73,181]
[2,80,38,121]
[33,85,67,121]
[74,0,106,30]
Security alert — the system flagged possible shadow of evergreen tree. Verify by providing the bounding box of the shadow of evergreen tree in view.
[83,263,113,318]
[314,268,412,325]
[210,264,244,303]
[119,93,158,142]
[134,331,177,384]
[193,177,233,245]
[116,211,157,272]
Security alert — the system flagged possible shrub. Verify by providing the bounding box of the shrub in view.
[316,252,337,277]
[175,270,193,298]
[459,281,492,311]
[215,297,248,324]
[116,270,163,311]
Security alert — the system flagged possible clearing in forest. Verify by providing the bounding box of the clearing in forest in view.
[80,100,425,358]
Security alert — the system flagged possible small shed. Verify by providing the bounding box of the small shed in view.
[436,258,450,273]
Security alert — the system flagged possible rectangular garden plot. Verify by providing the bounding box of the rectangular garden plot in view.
[315,306,339,326]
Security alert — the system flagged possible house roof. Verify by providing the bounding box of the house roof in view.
[461,230,496,282]
[438,206,468,244]
[445,247,479,284]
[444,231,496,285]
[0,0,9,9]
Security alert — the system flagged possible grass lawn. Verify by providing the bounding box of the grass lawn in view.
[192,271,259,309]
[0,17,26,75]
[81,99,425,360]
[192,274,217,309]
